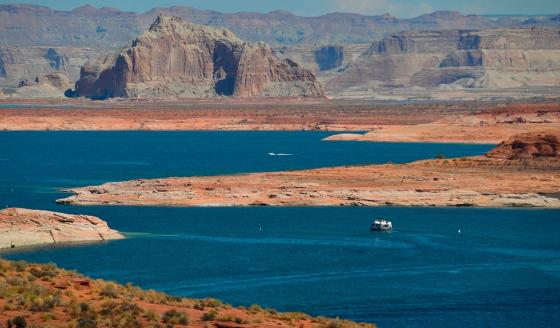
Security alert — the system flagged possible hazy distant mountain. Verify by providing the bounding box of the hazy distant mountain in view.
[2,4,557,49]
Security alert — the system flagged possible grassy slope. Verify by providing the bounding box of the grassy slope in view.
[0,259,376,328]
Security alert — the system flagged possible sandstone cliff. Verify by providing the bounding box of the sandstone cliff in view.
[234,42,323,97]
[0,208,124,249]
[72,15,323,99]
[486,132,560,160]
[327,27,560,93]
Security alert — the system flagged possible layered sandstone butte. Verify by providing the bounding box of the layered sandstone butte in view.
[486,132,560,160]
[0,208,124,249]
[72,15,323,99]
[327,27,560,93]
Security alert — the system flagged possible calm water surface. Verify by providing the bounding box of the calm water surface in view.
[1,131,558,328]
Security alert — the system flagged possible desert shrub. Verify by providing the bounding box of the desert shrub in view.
[114,311,143,328]
[100,283,119,298]
[13,261,28,272]
[7,316,27,328]
[436,154,446,159]
[144,310,159,322]
[326,319,345,328]
[194,298,224,309]
[248,304,263,313]
[77,317,97,328]
[162,309,189,325]
[140,289,167,304]
[217,315,247,324]
[278,312,311,321]
[30,267,57,279]
[99,300,118,316]
[31,293,62,312]
[201,311,218,321]
[64,299,81,316]
[40,312,57,322]
[6,276,25,286]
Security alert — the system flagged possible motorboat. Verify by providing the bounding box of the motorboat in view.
[371,219,392,232]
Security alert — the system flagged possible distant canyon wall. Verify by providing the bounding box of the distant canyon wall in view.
[0,46,103,88]
[326,28,560,93]
[4,5,555,49]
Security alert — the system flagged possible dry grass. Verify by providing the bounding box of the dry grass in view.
[0,259,376,328]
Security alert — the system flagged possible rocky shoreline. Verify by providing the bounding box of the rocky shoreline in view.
[0,208,124,249]
[2,100,559,145]
[57,133,560,208]
[325,106,560,144]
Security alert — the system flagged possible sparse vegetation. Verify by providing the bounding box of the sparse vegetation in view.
[0,259,376,328]
[162,309,189,325]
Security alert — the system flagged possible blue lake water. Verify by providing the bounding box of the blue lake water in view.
[1,131,559,328]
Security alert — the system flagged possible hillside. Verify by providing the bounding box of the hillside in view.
[0,259,374,328]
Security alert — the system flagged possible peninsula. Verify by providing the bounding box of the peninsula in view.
[57,132,560,208]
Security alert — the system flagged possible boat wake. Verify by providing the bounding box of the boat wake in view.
[268,152,293,156]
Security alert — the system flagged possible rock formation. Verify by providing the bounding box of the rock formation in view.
[0,46,25,82]
[0,208,124,249]
[274,44,368,75]
[0,45,104,89]
[72,15,323,99]
[486,132,560,160]
[234,42,323,97]
[4,73,73,99]
[327,27,560,93]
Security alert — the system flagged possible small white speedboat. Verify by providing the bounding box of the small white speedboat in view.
[371,219,393,232]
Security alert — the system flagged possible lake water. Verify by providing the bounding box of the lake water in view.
[1,131,559,328]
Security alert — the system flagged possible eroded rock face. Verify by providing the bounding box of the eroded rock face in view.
[327,27,560,92]
[0,46,25,80]
[486,132,560,160]
[0,45,104,89]
[234,42,323,97]
[0,208,124,249]
[4,73,73,99]
[73,15,323,99]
